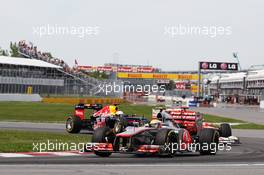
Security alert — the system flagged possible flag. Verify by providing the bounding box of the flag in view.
[75,59,78,66]
[233,52,238,58]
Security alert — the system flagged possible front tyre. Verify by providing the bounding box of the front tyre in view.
[219,123,232,137]
[199,128,219,155]
[92,126,114,157]
[154,129,178,157]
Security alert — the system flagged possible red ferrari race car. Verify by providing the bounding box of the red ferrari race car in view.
[90,111,221,157]
[65,104,148,133]
[152,107,240,144]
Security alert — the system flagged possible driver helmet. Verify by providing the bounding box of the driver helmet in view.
[116,111,124,115]
[150,119,162,128]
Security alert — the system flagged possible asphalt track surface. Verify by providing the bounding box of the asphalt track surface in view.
[0,137,264,174]
[1,106,264,174]
[191,104,264,124]
[0,122,65,133]
[1,121,264,139]
[0,137,263,164]
[1,164,264,175]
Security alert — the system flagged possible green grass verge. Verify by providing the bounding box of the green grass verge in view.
[0,102,73,122]
[0,130,90,153]
[0,102,154,122]
[232,123,264,130]
[203,114,246,123]
[0,102,264,129]
[119,103,153,118]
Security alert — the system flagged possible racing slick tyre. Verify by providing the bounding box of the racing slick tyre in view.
[199,128,219,155]
[154,129,178,157]
[219,123,232,137]
[66,116,82,133]
[92,126,115,157]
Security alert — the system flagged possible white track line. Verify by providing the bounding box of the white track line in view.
[1,164,263,167]
[0,151,89,158]
[0,153,34,158]
[58,164,264,167]
[49,152,81,156]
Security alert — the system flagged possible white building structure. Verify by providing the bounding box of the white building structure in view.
[208,70,264,105]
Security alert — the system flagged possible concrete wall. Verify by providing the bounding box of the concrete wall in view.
[0,94,42,102]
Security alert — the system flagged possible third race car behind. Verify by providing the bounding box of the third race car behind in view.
[152,106,240,144]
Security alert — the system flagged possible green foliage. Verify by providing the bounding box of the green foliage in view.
[44,52,53,58]
[10,42,20,57]
[165,80,176,90]
[0,47,9,56]
[86,71,109,79]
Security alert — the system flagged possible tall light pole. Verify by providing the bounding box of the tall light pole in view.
[113,52,119,80]
[233,52,242,70]
[197,62,201,98]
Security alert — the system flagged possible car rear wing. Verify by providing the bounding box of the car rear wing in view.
[152,108,201,120]
[75,103,103,110]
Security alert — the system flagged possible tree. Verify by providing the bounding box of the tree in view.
[0,47,9,56]
[44,52,53,58]
[10,42,20,57]
[165,80,176,90]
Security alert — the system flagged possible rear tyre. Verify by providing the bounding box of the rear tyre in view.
[154,129,178,157]
[219,123,232,137]
[92,126,114,157]
[199,128,219,155]
[66,116,82,133]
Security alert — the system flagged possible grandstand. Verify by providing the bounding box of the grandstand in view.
[6,40,264,102]
[208,70,264,104]
[0,56,105,96]
[12,40,124,97]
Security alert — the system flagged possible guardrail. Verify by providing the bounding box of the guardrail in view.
[42,97,124,104]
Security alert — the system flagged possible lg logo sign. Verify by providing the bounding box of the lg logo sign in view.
[200,62,238,71]
[226,63,237,70]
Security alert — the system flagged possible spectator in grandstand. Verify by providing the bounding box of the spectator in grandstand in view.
[17,40,72,72]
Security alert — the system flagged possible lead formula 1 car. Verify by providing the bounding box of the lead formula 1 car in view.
[90,111,221,157]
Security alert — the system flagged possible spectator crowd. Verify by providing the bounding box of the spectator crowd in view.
[17,40,73,73]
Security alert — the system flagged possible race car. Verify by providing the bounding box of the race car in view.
[152,107,240,144]
[90,112,220,157]
[65,103,103,133]
[65,103,148,133]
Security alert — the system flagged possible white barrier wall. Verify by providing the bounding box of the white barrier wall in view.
[260,101,264,109]
[0,76,64,86]
[0,94,42,102]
